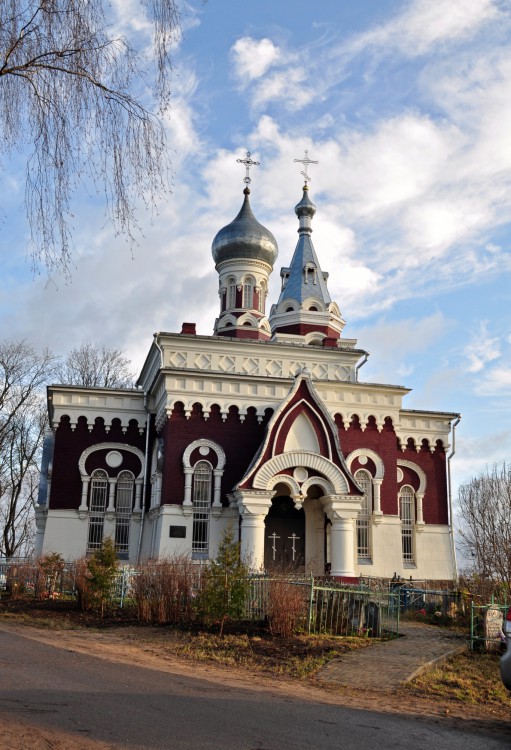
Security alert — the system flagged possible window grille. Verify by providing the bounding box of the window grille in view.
[355,470,372,559]
[242,278,254,309]
[115,471,134,554]
[227,278,236,309]
[192,461,211,558]
[87,470,108,552]
[400,485,415,563]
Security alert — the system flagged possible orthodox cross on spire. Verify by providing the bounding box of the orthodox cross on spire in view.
[293,149,319,185]
[236,151,260,185]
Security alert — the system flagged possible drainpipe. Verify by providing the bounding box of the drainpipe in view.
[136,335,164,562]
[136,395,151,562]
[355,353,369,382]
[447,415,461,583]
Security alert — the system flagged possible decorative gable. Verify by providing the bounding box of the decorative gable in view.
[235,368,360,495]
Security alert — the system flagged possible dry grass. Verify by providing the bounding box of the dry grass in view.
[406,651,511,709]
[121,627,373,679]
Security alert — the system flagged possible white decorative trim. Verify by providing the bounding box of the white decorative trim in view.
[301,475,334,497]
[78,443,145,478]
[267,474,301,496]
[346,449,385,481]
[397,459,426,494]
[183,439,226,470]
[253,451,349,494]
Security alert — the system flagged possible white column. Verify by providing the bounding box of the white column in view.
[133,480,143,512]
[183,468,193,515]
[373,479,383,516]
[322,494,363,579]
[212,469,223,513]
[232,489,272,571]
[329,518,356,578]
[79,476,90,512]
[304,499,324,575]
[240,513,266,570]
[107,478,116,513]
[416,493,424,525]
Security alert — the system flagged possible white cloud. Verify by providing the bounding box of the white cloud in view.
[476,367,511,395]
[230,37,281,82]
[463,322,501,373]
[349,0,500,59]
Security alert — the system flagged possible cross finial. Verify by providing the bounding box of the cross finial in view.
[293,149,319,185]
[237,151,260,186]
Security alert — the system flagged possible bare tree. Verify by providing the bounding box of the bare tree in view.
[56,341,136,388]
[0,0,182,274]
[457,463,511,589]
[0,340,57,556]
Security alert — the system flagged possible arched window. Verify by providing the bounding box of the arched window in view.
[115,471,134,555]
[258,282,266,313]
[87,470,108,552]
[400,485,415,563]
[192,461,212,558]
[355,470,372,560]
[227,277,236,309]
[242,277,254,309]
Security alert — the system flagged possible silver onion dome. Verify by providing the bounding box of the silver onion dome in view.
[295,184,316,220]
[212,188,278,268]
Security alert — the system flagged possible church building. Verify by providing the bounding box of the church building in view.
[36,152,460,581]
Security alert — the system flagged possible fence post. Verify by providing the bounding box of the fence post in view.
[307,573,314,634]
[470,601,474,650]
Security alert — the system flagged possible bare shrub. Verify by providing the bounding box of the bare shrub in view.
[132,557,197,625]
[35,552,65,600]
[4,560,36,599]
[267,578,307,638]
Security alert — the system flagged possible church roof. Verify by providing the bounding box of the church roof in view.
[211,188,278,268]
[276,186,331,306]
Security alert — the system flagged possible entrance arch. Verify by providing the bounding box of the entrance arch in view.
[264,489,305,570]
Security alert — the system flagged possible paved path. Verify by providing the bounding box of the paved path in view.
[317,621,468,691]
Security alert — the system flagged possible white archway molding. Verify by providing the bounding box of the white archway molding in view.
[267,473,301,497]
[183,439,226,471]
[78,443,145,478]
[397,459,426,494]
[301,475,334,498]
[397,459,426,525]
[304,332,326,346]
[346,448,385,481]
[182,438,226,516]
[78,443,144,514]
[346,448,384,517]
[253,451,349,495]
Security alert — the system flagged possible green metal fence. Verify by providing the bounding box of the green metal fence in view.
[0,559,399,637]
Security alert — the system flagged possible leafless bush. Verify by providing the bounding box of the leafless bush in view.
[4,560,36,599]
[267,578,307,637]
[34,552,66,600]
[131,557,197,625]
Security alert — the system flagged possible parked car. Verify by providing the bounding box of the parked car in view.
[501,605,511,690]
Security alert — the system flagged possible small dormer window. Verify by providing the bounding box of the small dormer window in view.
[304,264,317,285]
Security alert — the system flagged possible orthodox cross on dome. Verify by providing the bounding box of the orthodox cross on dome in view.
[236,151,260,185]
[293,149,318,185]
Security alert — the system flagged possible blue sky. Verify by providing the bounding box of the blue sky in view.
[2,0,511,525]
